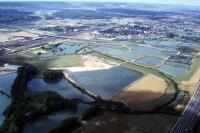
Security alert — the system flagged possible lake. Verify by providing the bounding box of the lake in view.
[28,78,92,101]
[136,56,163,66]
[67,66,143,99]
[159,64,188,77]
[0,73,17,125]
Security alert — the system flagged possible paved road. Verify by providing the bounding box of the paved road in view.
[171,83,200,133]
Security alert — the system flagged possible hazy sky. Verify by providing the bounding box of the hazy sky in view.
[1,0,200,6]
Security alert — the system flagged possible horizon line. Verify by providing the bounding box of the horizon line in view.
[0,0,199,8]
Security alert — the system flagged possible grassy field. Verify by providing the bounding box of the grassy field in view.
[30,48,48,54]
[0,52,84,70]
[92,52,178,111]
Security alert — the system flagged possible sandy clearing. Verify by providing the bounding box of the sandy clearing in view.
[0,35,24,43]
[0,35,10,43]
[112,74,167,105]
[0,30,42,43]
[179,68,200,94]
[8,31,39,38]
[63,55,118,72]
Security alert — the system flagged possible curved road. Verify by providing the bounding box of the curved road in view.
[171,83,200,133]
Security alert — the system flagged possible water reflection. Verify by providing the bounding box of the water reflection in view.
[0,73,17,125]
[28,78,92,101]
[67,66,143,99]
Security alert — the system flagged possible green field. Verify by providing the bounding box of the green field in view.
[0,52,84,70]
[30,48,49,54]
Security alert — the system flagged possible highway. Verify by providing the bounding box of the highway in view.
[171,83,200,133]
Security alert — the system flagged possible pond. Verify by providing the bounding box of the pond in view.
[28,78,92,101]
[162,50,178,57]
[93,42,180,61]
[144,40,160,47]
[25,76,93,133]
[93,46,110,54]
[38,43,85,58]
[94,45,145,61]
[0,73,17,125]
[157,40,180,50]
[0,70,92,132]
[0,95,11,125]
[119,51,145,61]
[54,44,85,56]
[128,45,166,58]
[136,56,163,66]
[144,40,180,51]
[67,66,143,99]
[159,64,188,77]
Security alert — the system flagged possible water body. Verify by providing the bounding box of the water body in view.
[119,51,144,61]
[38,44,85,58]
[0,95,11,125]
[128,45,165,58]
[144,40,160,47]
[157,40,179,50]
[162,50,178,57]
[159,64,188,77]
[68,66,143,99]
[0,73,17,125]
[94,44,168,60]
[54,43,85,56]
[145,40,180,50]
[25,77,92,133]
[28,78,92,101]
[94,45,145,61]
[136,56,162,66]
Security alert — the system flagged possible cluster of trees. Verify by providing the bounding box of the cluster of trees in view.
[0,64,78,133]
[43,69,64,83]
[11,64,38,102]
[0,9,40,25]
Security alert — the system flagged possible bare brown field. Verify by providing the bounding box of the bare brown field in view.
[112,74,167,105]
